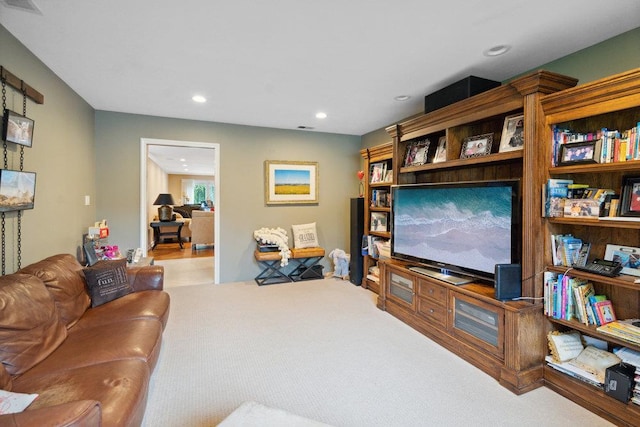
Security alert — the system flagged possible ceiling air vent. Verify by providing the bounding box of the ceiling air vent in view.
[1,0,42,14]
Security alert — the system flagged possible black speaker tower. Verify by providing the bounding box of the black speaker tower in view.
[349,198,364,285]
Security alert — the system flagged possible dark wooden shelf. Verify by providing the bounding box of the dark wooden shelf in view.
[399,150,522,174]
[548,216,640,229]
[547,265,640,291]
[549,160,640,175]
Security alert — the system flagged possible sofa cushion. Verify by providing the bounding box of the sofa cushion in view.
[22,319,163,377]
[0,363,12,391]
[12,359,150,427]
[73,290,170,331]
[291,222,318,248]
[19,254,91,328]
[0,274,67,375]
[83,259,134,307]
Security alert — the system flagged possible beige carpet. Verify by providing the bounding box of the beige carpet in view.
[141,279,612,427]
[155,257,214,287]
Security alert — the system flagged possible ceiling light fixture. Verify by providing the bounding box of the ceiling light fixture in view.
[484,45,511,57]
[315,112,327,119]
[394,95,410,101]
[192,95,207,103]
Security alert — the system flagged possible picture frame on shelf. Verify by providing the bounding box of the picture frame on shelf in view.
[0,169,36,212]
[2,109,34,147]
[432,136,447,163]
[619,176,640,217]
[460,133,492,159]
[557,139,602,166]
[369,162,387,184]
[370,212,388,233]
[498,114,524,152]
[604,244,640,277]
[403,139,430,167]
[264,160,318,205]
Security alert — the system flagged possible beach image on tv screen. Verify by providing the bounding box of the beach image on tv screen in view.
[394,186,512,274]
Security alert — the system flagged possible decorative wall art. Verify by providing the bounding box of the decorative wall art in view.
[264,160,318,205]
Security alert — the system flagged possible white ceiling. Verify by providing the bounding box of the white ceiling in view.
[148,144,215,176]
[1,1,639,136]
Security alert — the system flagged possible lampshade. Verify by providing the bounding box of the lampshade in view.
[153,193,175,206]
[154,193,175,221]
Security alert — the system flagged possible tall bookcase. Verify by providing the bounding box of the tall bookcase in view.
[360,142,393,294]
[378,70,578,394]
[540,67,640,426]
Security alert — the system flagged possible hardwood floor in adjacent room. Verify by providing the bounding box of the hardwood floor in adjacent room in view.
[148,242,214,261]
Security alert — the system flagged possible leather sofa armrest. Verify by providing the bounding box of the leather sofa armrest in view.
[127,265,164,291]
[0,400,101,427]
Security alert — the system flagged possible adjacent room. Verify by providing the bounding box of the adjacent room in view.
[1,1,640,426]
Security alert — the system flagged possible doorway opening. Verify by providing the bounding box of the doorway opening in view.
[140,138,220,284]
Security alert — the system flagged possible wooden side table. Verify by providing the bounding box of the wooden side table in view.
[150,221,184,249]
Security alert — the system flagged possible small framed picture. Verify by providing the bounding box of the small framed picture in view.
[460,133,492,159]
[404,139,430,167]
[433,136,447,163]
[557,139,601,166]
[370,212,388,232]
[619,176,640,217]
[499,114,524,152]
[604,244,640,277]
[2,109,34,147]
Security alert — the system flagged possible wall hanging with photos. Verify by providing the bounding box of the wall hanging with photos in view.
[0,66,43,274]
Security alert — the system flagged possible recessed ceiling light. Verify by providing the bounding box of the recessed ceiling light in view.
[394,95,411,101]
[484,45,511,57]
[192,95,207,103]
[315,112,327,119]
[298,126,315,130]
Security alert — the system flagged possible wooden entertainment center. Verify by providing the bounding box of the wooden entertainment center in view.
[363,68,640,424]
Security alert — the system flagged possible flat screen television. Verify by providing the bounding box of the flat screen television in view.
[391,179,521,284]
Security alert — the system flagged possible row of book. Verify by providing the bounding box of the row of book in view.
[543,178,617,218]
[370,189,390,208]
[613,346,640,406]
[543,272,616,326]
[362,235,390,259]
[550,234,590,267]
[552,123,640,166]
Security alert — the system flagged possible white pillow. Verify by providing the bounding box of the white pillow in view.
[291,222,319,248]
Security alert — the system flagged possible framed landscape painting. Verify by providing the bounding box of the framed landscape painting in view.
[265,160,318,205]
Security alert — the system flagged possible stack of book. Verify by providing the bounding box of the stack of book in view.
[549,234,590,267]
[370,189,390,208]
[552,123,640,166]
[613,346,640,405]
[598,320,640,346]
[544,272,616,326]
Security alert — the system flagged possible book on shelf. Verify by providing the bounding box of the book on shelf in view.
[370,189,390,208]
[543,179,573,217]
[545,355,603,388]
[597,320,640,345]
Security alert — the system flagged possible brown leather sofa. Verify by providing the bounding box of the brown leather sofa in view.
[0,254,169,427]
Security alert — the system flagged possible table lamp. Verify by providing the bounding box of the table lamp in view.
[154,193,175,221]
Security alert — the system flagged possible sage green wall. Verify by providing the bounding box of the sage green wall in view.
[361,26,640,150]
[95,112,361,282]
[0,25,96,272]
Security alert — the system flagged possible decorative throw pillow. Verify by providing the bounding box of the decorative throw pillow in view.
[83,259,133,307]
[569,346,621,383]
[291,222,318,249]
[547,330,584,363]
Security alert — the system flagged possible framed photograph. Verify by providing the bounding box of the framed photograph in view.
[0,170,36,212]
[619,176,640,217]
[369,162,387,184]
[370,212,388,232]
[499,114,524,152]
[604,244,640,277]
[264,160,318,205]
[557,139,601,166]
[403,139,430,167]
[460,133,493,159]
[433,136,447,163]
[2,109,34,147]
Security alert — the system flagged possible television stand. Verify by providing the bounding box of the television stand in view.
[408,266,472,285]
